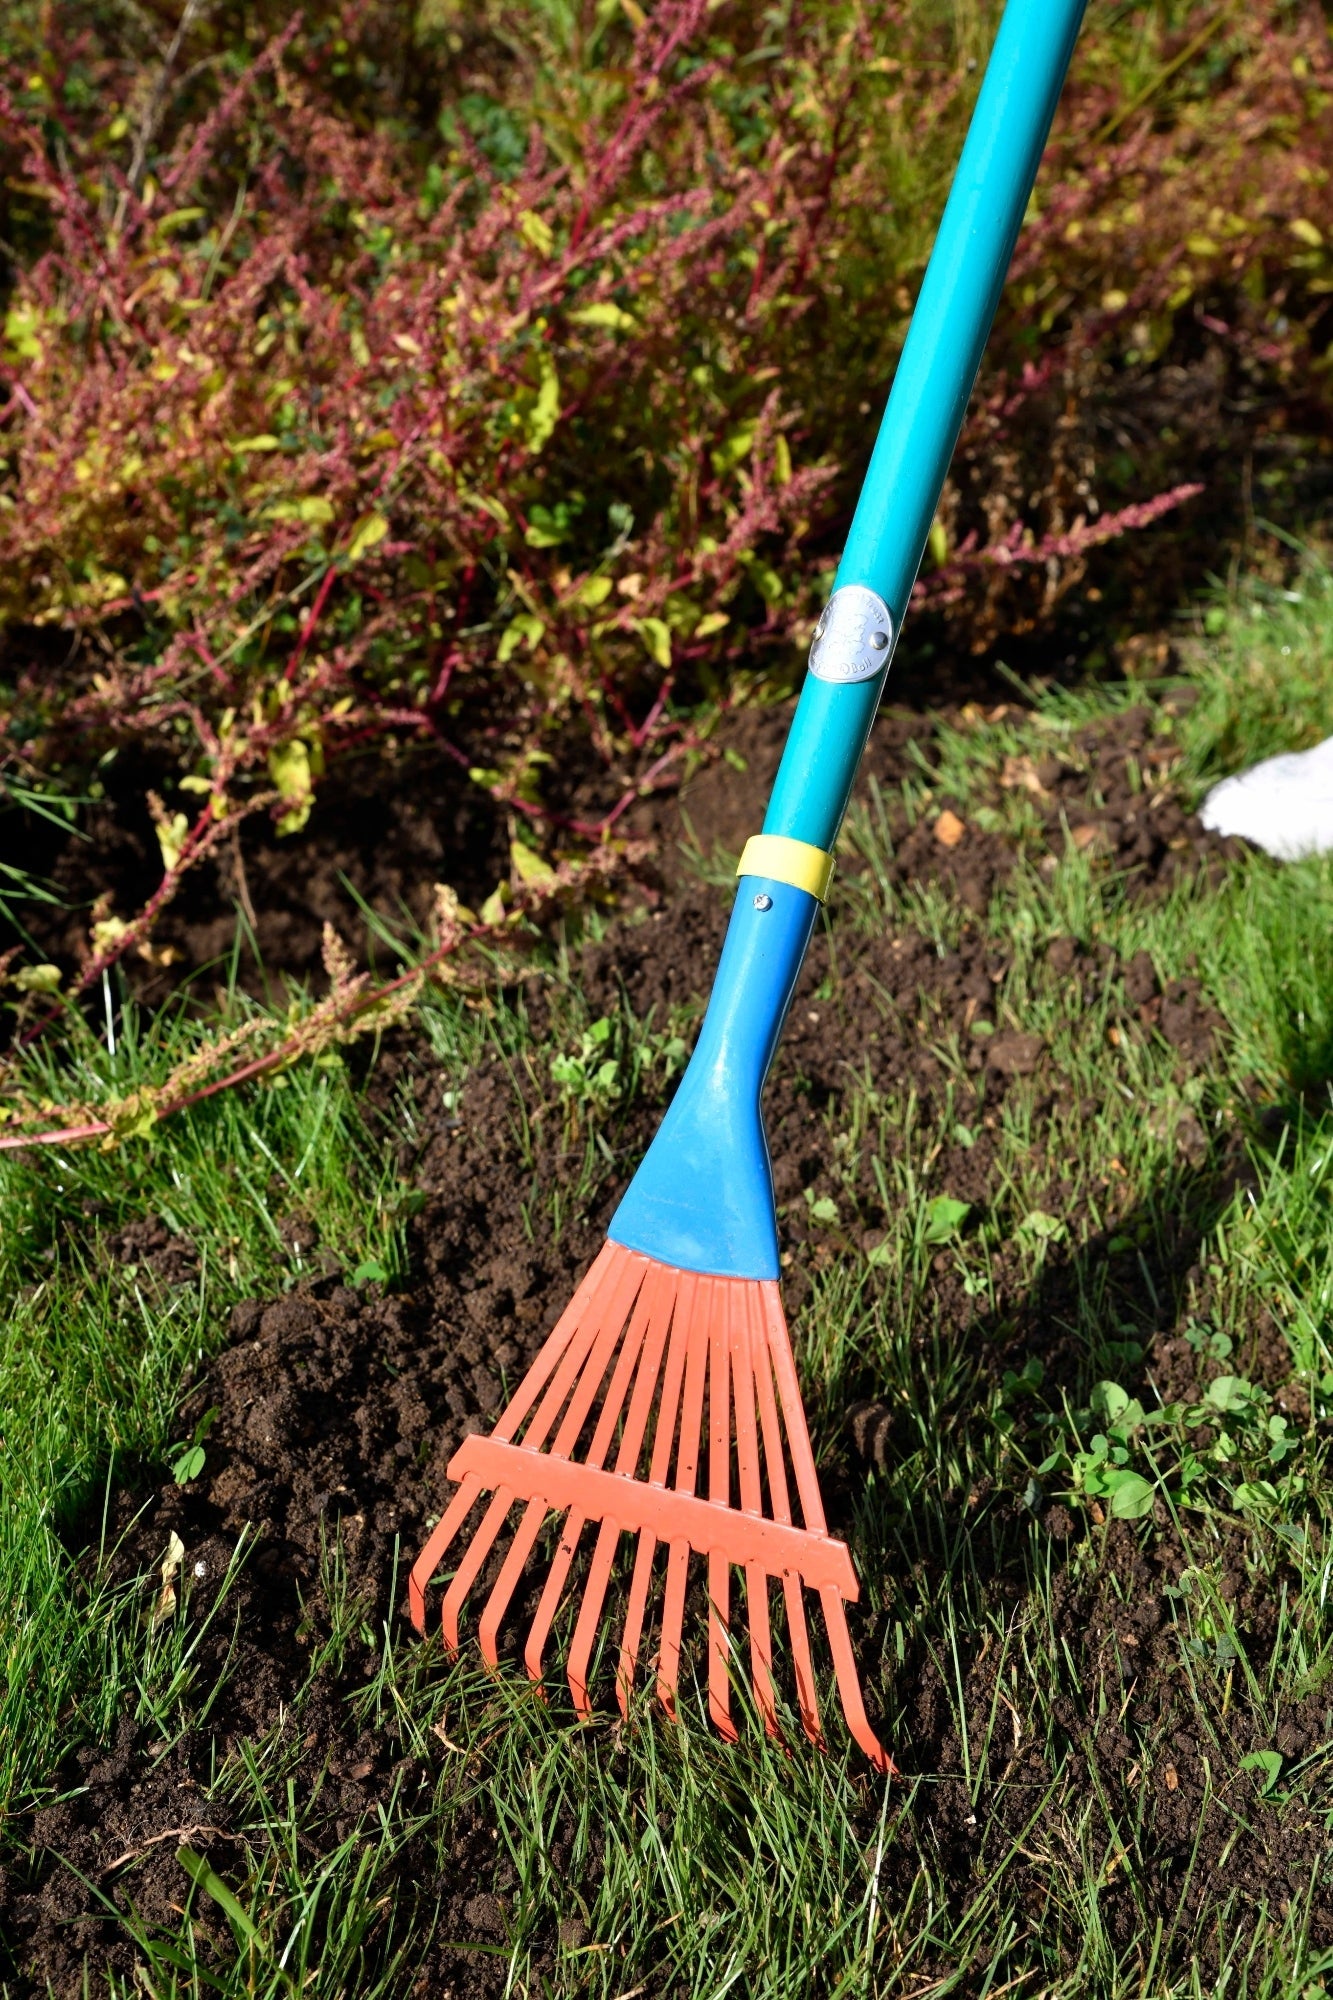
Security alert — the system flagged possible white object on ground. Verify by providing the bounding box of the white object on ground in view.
[1200,734,1333,860]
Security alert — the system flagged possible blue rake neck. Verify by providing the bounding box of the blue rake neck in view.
[609,878,814,1281]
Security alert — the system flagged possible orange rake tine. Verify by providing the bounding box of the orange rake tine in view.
[751,1301,822,1748]
[441,1487,514,1650]
[707,1284,736,1741]
[426,1246,643,1653]
[519,1249,644,1459]
[521,1257,656,1683]
[657,1271,708,1721]
[408,1470,485,1633]
[617,1271,692,1715]
[617,1539,657,1717]
[506,1249,646,1668]
[759,1282,828,1533]
[568,1515,621,1716]
[732,1283,778,1738]
[483,1258,647,1675]
[569,1265,675,1715]
[760,1283,887,1767]
[820,1587,893,1773]
[495,1242,626,1443]
[409,1248,620,1620]
[407,1254,622,1635]
[478,1499,548,1667]
[525,1505,587,1681]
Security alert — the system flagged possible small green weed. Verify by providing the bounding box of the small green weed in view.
[548,1010,687,1129]
[169,1404,219,1487]
[1045,1368,1314,1526]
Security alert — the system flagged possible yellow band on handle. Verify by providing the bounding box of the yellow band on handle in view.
[736,834,834,903]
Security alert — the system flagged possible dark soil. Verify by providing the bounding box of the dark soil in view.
[5,695,1308,1997]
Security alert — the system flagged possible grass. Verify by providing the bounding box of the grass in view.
[0,982,411,1832]
[6,551,1333,1995]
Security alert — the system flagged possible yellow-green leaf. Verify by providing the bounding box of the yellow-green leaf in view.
[268,739,312,802]
[523,348,560,454]
[268,741,316,833]
[156,811,190,872]
[92,915,130,955]
[11,962,62,993]
[459,488,510,528]
[710,423,756,476]
[567,301,636,332]
[155,206,207,236]
[479,884,507,925]
[635,618,672,669]
[694,610,729,639]
[518,209,555,256]
[104,1090,158,1143]
[1290,218,1324,248]
[498,613,545,662]
[228,434,281,453]
[511,840,557,885]
[275,799,313,836]
[3,303,43,363]
[572,575,613,609]
[346,512,389,562]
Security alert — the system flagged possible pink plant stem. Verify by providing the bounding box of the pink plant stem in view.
[285,565,337,677]
[2,380,39,421]
[628,678,675,750]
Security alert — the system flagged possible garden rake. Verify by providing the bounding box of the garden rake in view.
[409,0,1087,1766]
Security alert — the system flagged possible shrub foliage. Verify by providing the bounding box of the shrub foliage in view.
[0,0,1330,973]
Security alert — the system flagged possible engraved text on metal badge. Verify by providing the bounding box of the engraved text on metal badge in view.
[807,584,897,685]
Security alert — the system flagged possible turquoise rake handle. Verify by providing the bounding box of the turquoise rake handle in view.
[766,0,1087,852]
[611,0,1087,1280]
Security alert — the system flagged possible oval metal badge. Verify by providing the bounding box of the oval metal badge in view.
[808,584,897,685]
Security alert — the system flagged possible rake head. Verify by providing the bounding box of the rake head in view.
[408,1239,889,1769]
